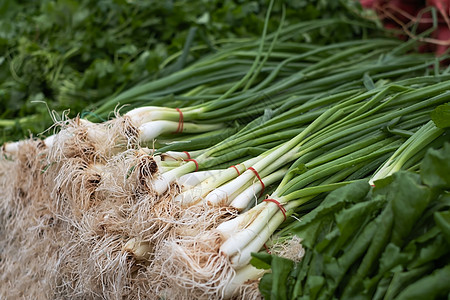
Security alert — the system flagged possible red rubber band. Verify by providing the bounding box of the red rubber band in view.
[174,108,184,134]
[264,198,287,221]
[229,165,240,176]
[263,243,271,254]
[248,167,265,198]
[186,159,199,172]
[183,151,191,160]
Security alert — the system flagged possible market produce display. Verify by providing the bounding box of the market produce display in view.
[1,1,449,299]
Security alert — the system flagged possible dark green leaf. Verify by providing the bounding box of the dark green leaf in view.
[383,263,434,300]
[342,203,394,297]
[389,171,431,246]
[292,180,369,229]
[434,211,450,245]
[331,197,385,257]
[305,275,325,300]
[410,233,448,269]
[395,265,450,300]
[250,252,272,270]
[420,143,450,189]
[258,254,295,300]
[431,103,450,128]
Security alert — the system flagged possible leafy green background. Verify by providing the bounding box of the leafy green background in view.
[0,0,372,143]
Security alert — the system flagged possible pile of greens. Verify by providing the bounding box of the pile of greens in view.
[254,142,450,300]
[3,2,450,298]
[0,0,376,143]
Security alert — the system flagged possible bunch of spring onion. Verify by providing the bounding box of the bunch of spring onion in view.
[145,72,450,298]
[105,40,450,294]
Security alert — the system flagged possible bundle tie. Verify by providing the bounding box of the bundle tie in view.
[263,243,271,254]
[248,167,265,198]
[264,198,287,221]
[229,165,240,176]
[186,159,199,172]
[183,151,191,159]
[173,108,184,133]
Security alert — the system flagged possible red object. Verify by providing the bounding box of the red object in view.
[360,0,450,56]
[360,0,377,8]
[263,198,287,221]
[174,108,184,133]
[229,165,241,176]
[436,25,450,54]
[186,159,199,171]
[248,167,265,198]
[183,151,191,159]
[263,243,271,254]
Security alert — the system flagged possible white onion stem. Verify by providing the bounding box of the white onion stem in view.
[230,168,287,211]
[139,121,223,142]
[222,264,267,299]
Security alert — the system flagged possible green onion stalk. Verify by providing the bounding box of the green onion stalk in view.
[369,120,447,185]
[149,53,444,196]
[113,38,405,148]
[2,37,405,158]
[87,17,385,119]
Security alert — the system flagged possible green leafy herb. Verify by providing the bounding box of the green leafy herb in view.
[254,143,450,300]
[0,0,377,144]
[431,103,450,129]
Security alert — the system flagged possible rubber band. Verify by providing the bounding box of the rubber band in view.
[263,243,271,254]
[174,108,184,133]
[264,198,287,221]
[248,167,265,198]
[183,151,191,159]
[229,165,240,176]
[186,159,199,172]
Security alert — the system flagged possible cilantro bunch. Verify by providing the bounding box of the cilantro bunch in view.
[0,0,374,143]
